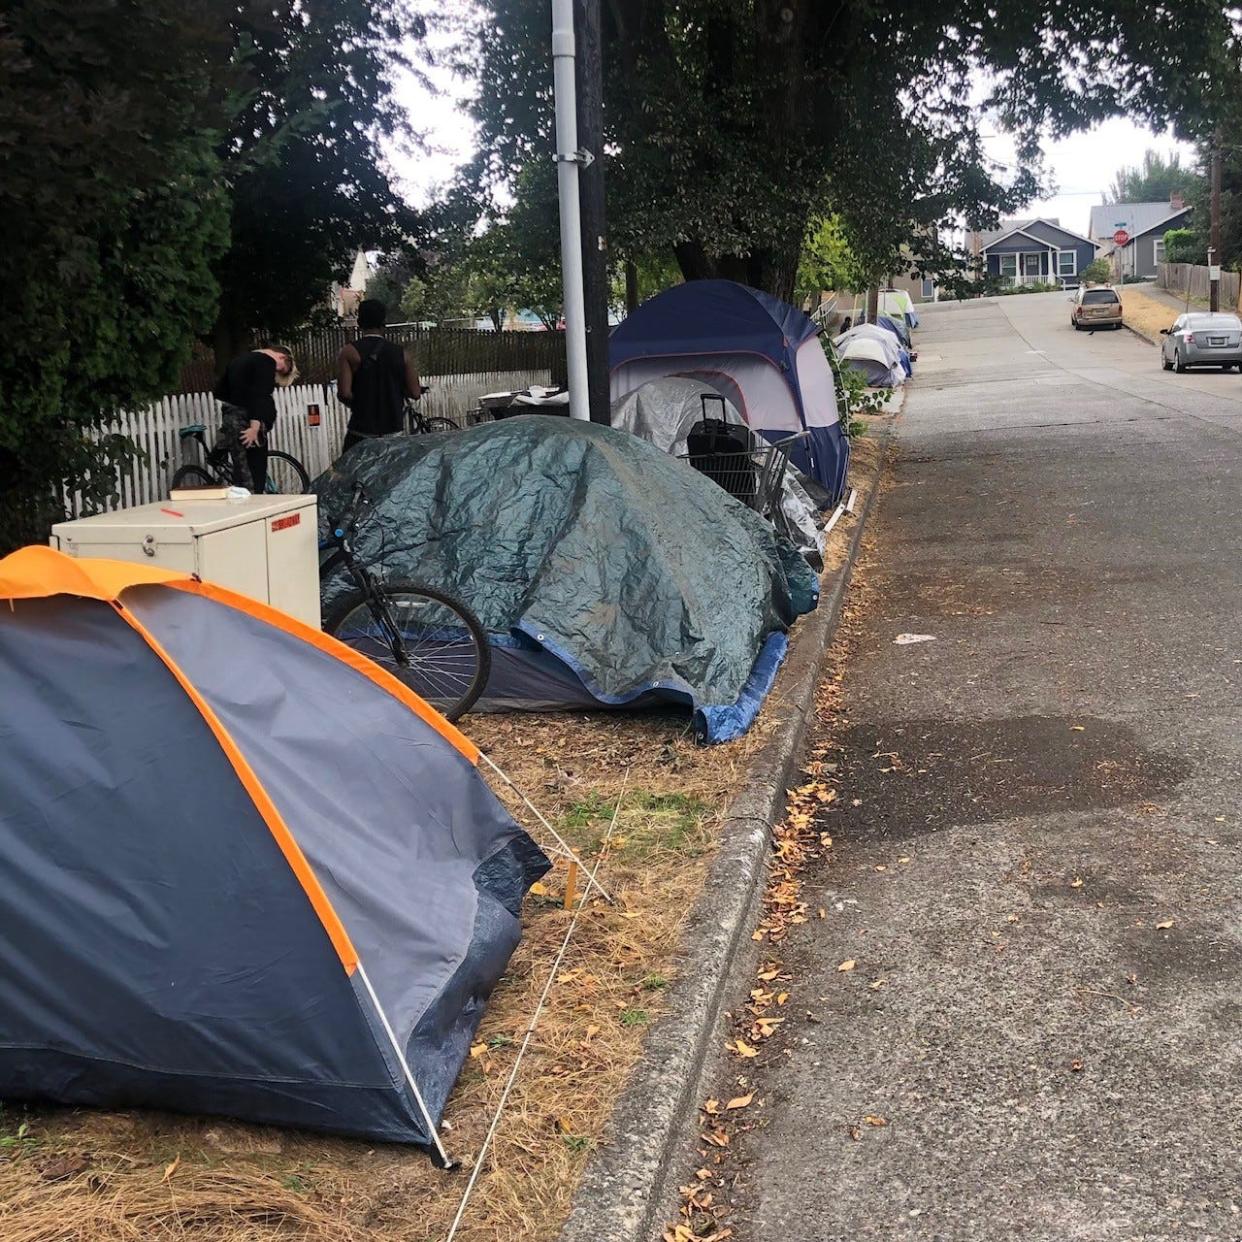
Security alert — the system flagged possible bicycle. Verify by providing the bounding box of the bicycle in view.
[320,483,491,722]
[405,392,460,436]
[171,423,310,494]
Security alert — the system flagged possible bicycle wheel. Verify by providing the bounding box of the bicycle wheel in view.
[264,450,310,494]
[170,463,218,490]
[324,580,491,721]
[420,416,460,434]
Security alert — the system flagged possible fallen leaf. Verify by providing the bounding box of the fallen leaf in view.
[1070,725,1085,732]
[898,855,910,863]
[777,992,790,1005]
[1155,920,1174,930]
[728,1039,759,1058]
[584,1024,600,1040]
[557,969,582,983]
[726,1092,754,1110]
[868,979,886,991]
[702,1127,730,1147]
[695,1168,712,1181]
[556,1116,574,1134]
[1006,914,1020,923]
[862,1114,888,1127]
[819,833,834,847]
[38,1154,89,1183]
[751,929,766,941]
[874,865,887,872]
[702,1099,720,1115]
[1070,878,1084,889]
[848,1124,862,1142]
[1070,1059,1084,1072]
[529,881,551,896]
[469,1042,487,1059]
[162,1155,181,1184]
[621,911,642,919]
[817,907,827,919]
[837,959,856,973]
[757,966,781,981]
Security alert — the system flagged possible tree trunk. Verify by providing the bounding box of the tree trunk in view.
[211,310,252,379]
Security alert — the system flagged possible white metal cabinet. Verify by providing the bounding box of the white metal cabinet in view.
[50,495,320,628]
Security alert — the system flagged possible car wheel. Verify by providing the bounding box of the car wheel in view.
[1161,350,1173,371]
[1173,349,1185,373]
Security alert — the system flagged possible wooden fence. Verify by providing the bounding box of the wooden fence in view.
[72,368,552,516]
[177,326,567,393]
[1156,262,1242,308]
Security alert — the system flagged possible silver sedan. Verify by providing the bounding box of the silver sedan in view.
[1160,312,1242,372]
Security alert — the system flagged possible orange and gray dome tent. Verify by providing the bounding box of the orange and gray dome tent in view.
[0,546,549,1158]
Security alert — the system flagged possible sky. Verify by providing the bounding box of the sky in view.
[981,119,1198,237]
[388,36,1199,237]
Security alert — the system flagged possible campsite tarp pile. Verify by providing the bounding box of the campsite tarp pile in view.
[318,415,819,743]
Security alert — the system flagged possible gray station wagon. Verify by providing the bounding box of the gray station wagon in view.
[1160,312,1242,372]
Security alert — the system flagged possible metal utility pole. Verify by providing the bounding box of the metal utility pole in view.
[551,0,590,420]
[1210,129,1223,313]
[574,0,610,424]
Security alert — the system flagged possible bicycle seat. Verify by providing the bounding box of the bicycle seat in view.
[179,424,207,438]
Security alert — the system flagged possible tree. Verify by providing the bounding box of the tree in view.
[796,215,864,305]
[1163,227,1205,264]
[209,1,426,365]
[467,0,1236,300]
[1109,149,1192,203]
[0,0,230,551]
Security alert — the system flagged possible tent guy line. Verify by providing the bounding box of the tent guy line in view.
[480,751,614,903]
[443,771,631,1242]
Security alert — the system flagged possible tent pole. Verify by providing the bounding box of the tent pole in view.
[356,962,453,1167]
[551,0,591,420]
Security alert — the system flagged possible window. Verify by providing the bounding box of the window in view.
[1056,250,1077,277]
[921,277,935,299]
[999,254,1018,279]
[1083,289,1120,304]
[1154,239,1166,264]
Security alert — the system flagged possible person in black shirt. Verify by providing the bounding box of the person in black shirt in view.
[336,300,422,455]
[212,345,297,491]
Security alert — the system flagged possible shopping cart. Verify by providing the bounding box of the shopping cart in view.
[681,396,806,519]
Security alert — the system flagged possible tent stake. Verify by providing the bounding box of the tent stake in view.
[443,771,628,1241]
[563,860,579,910]
[480,752,613,903]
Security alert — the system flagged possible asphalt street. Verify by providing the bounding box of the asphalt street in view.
[730,291,1242,1241]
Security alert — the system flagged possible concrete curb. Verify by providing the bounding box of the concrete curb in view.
[558,443,888,1242]
[1122,322,1159,348]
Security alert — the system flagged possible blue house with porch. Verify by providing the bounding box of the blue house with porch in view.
[976,218,1099,288]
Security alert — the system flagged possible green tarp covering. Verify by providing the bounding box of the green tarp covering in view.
[315,416,818,733]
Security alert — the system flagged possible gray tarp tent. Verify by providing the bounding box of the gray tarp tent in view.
[318,416,819,743]
[610,376,827,568]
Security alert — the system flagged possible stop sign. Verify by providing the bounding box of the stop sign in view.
[1113,228,1130,246]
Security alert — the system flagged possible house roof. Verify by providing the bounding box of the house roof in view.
[978,218,1096,252]
[1089,201,1192,241]
[1118,206,1194,247]
[976,218,1046,249]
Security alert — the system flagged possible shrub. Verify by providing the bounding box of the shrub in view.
[1082,258,1112,284]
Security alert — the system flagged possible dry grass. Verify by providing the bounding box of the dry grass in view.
[1119,286,1190,344]
[0,427,890,1242]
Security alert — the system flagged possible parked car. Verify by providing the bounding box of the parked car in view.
[1069,285,1123,330]
[1160,312,1242,372]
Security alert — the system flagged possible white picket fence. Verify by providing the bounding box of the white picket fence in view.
[75,370,551,516]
